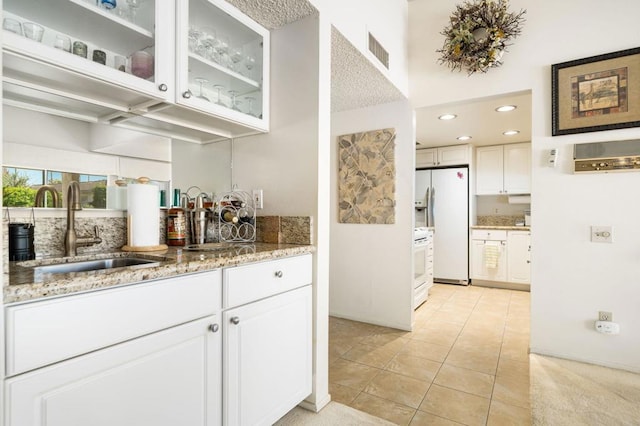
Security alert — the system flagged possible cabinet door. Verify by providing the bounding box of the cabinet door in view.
[470,240,507,281]
[175,0,269,131]
[476,145,504,195]
[3,0,174,111]
[5,316,222,426]
[438,145,469,166]
[416,148,437,167]
[507,231,531,284]
[224,286,312,426]
[504,143,531,194]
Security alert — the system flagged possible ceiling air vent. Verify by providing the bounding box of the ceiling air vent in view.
[368,33,389,69]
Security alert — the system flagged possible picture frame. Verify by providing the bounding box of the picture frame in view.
[551,47,640,136]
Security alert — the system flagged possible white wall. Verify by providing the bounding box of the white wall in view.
[330,100,415,331]
[3,107,171,181]
[309,0,408,96]
[231,14,331,410]
[171,139,231,199]
[410,0,640,372]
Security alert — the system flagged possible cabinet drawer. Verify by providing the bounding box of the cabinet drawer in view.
[6,270,221,377]
[223,254,312,308]
[471,230,507,241]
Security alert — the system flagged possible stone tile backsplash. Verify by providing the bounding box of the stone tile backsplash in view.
[477,215,524,226]
[256,216,312,245]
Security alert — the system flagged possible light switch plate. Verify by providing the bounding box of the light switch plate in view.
[591,226,613,243]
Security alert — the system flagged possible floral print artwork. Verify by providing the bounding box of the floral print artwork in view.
[338,128,396,224]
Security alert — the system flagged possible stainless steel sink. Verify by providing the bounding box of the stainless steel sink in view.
[34,257,161,274]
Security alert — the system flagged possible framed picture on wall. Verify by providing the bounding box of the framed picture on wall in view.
[552,47,640,136]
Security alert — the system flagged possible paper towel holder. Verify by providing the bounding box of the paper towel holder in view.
[121,177,168,253]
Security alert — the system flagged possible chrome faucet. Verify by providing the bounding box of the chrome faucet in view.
[64,181,102,256]
[34,185,61,208]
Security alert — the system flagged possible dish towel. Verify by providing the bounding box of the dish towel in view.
[484,241,500,269]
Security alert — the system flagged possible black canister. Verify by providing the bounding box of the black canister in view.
[9,223,35,261]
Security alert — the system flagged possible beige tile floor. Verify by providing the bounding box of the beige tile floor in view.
[329,283,531,425]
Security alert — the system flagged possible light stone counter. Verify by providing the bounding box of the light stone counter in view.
[471,226,531,231]
[5,243,314,304]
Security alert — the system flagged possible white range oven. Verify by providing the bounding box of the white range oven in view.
[414,227,433,309]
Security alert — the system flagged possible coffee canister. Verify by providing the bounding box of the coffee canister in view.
[166,207,186,246]
[9,223,35,261]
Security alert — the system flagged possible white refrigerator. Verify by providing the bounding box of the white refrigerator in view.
[415,167,469,285]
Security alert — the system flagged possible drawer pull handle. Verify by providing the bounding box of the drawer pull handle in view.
[275,270,283,278]
[209,324,219,333]
[230,316,240,325]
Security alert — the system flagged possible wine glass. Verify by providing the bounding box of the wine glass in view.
[126,0,144,24]
[229,45,243,73]
[228,90,242,111]
[244,51,256,79]
[215,34,230,67]
[194,77,210,101]
[199,27,217,61]
[244,96,257,117]
[188,25,201,53]
[213,84,226,106]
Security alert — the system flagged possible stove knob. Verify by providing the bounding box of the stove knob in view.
[599,162,606,167]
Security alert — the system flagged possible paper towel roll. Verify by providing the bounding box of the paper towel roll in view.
[127,183,159,247]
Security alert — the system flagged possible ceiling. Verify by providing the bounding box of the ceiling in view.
[228,0,531,142]
[414,90,532,149]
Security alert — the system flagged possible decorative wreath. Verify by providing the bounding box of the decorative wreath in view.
[437,0,526,75]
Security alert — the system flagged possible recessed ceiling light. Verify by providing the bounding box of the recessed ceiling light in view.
[495,105,517,112]
[503,130,520,136]
[438,114,457,120]
[457,135,472,141]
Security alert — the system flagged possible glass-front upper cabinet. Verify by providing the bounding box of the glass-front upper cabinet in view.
[2,0,175,116]
[175,0,269,133]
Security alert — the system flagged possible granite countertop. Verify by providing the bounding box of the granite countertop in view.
[471,225,531,231]
[5,243,315,304]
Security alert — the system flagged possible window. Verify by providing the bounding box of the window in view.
[3,167,107,208]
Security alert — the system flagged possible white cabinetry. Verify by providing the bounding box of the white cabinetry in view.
[470,229,530,287]
[223,254,312,426]
[507,231,531,284]
[4,270,223,426]
[470,230,507,282]
[476,143,531,194]
[2,0,269,143]
[416,145,469,168]
[5,316,221,426]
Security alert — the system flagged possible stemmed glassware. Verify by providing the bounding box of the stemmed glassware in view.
[215,34,230,67]
[125,0,143,24]
[229,45,243,73]
[228,90,242,112]
[194,77,210,101]
[244,51,256,80]
[213,84,226,106]
[244,96,257,117]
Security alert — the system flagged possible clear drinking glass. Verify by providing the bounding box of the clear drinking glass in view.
[244,51,256,80]
[213,84,226,106]
[188,25,201,53]
[228,90,242,112]
[54,35,72,52]
[3,18,23,36]
[244,96,257,117]
[194,77,210,101]
[23,22,44,42]
[229,45,243,73]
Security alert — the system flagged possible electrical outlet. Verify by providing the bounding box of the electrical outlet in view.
[599,311,613,321]
[591,226,613,243]
[252,189,263,209]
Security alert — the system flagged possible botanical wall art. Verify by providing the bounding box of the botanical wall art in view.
[437,0,526,75]
[552,47,640,136]
[338,128,396,224]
